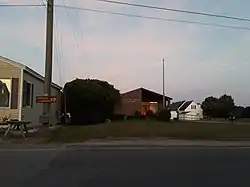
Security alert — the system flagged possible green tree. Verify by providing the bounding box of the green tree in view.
[233,106,244,118]
[243,107,250,118]
[201,96,218,118]
[218,94,235,118]
[63,78,120,125]
[201,95,235,118]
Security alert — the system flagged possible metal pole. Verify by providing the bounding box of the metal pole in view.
[43,0,54,126]
[64,91,67,125]
[162,58,165,109]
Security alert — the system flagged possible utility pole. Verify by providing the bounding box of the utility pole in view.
[162,58,165,109]
[43,0,54,126]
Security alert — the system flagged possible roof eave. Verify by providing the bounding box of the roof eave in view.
[25,67,62,90]
[0,56,26,70]
[0,56,62,90]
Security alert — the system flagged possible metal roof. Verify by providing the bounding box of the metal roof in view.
[170,101,185,111]
[122,87,173,101]
[0,56,62,90]
[179,101,193,111]
[170,100,194,111]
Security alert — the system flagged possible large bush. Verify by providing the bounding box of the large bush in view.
[157,108,171,122]
[63,79,120,125]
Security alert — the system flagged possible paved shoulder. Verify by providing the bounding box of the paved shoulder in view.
[65,139,250,149]
[0,144,63,187]
[20,146,250,187]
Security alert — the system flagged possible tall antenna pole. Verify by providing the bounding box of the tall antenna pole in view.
[43,0,54,125]
[162,58,165,109]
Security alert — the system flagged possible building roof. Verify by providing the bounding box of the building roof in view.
[122,87,173,101]
[170,101,185,111]
[0,56,62,90]
[170,100,194,111]
[179,100,193,111]
[141,88,173,101]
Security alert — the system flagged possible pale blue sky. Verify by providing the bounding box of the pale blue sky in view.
[1,0,250,105]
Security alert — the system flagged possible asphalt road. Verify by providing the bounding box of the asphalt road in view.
[1,146,250,187]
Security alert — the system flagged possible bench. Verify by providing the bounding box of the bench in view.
[1,120,31,141]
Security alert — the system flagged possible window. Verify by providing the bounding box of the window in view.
[22,81,34,107]
[191,105,196,109]
[0,79,11,107]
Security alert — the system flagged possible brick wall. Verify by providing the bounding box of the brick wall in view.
[115,89,142,116]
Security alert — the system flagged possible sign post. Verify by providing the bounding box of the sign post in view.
[37,95,57,124]
[36,96,57,103]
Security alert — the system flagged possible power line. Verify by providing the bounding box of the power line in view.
[54,7,64,86]
[1,3,250,31]
[0,4,44,7]
[98,0,250,22]
[40,0,46,7]
[54,3,66,86]
[61,0,80,49]
[55,5,250,31]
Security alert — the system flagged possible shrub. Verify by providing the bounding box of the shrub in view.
[111,114,126,121]
[133,111,144,120]
[134,111,140,117]
[63,79,120,125]
[126,115,143,120]
[157,108,171,122]
[146,110,156,119]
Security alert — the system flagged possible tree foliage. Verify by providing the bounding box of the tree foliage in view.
[233,106,250,118]
[63,79,120,125]
[202,94,235,118]
[243,107,250,118]
[201,96,218,118]
[218,95,235,118]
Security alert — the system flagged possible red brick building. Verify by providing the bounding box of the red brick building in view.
[115,88,172,116]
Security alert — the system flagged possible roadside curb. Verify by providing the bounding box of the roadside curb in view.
[66,144,250,149]
[0,143,64,150]
[65,139,250,148]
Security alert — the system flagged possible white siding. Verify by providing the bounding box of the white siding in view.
[171,111,177,120]
[182,101,203,120]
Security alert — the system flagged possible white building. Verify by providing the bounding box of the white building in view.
[170,100,203,121]
[0,56,62,126]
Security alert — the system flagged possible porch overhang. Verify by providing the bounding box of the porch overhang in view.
[141,88,172,102]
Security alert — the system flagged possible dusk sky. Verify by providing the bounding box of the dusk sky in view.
[0,0,250,105]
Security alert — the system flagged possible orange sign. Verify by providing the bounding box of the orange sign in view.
[36,96,57,103]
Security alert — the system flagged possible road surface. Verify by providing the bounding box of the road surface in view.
[1,145,250,187]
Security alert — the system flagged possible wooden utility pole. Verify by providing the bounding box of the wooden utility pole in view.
[42,0,54,125]
[162,58,165,109]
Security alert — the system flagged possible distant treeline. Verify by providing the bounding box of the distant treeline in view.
[233,106,250,118]
[202,94,250,118]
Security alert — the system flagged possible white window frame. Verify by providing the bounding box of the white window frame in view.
[0,78,12,109]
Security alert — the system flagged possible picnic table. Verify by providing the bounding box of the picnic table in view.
[1,120,31,140]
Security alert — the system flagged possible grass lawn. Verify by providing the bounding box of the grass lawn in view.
[48,120,250,143]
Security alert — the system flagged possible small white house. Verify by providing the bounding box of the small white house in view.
[0,56,62,126]
[170,100,203,121]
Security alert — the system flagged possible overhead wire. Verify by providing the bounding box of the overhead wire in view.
[59,33,65,86]
[61,0,80,49]
[0,3,250,31]
[40,0,46,7]
[55,5,250,31]
[98,0,250,22]
[0,4,44,7]
[54,6,64,86]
